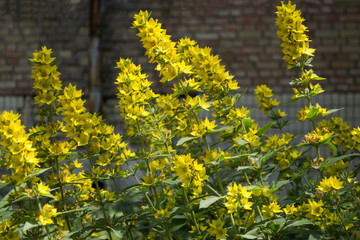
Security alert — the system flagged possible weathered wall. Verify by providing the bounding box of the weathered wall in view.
[101,0,360,96]
[0,0,89,96]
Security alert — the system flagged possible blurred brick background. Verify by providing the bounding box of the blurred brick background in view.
[0,0,359,128]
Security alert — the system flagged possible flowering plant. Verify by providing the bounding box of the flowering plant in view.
[0,1,359,239]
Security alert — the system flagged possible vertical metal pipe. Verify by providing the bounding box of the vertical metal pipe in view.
[89,0,102,114]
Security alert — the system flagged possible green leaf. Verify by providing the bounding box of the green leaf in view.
[326,142,337,155]
[273,179,291,189]
[237,138,248,146]
[284,218,312,230]
[163,178,182,185]
[324,108,342,116]
[176,136,198,146]
[22,221,41,232]
[256,122,275,136]
[199,196,221,209]
[210,125,234,133]
[261,148,282,165]
[236,166,254,171]
[325,153,360,166]
[109,227,124,238]
[27,167,52,179]
[241,227,260,239]
[274,217,286,228]
[0,182,9,190]
[169,222,187,232]
[242,118,252,132]
[306,107,319,120]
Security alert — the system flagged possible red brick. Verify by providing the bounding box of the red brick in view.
[2,50,24,58]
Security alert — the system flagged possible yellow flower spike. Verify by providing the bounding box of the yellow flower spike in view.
[254,85,280,115]
[132,10,150,28]
[276,1,315,65]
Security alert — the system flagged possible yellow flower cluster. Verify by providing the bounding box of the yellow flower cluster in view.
[317,117,358,151]
[261,201,282,219]
[115,58,158,135]
[133,10,192,84]
[207,218,227,240]
[254,85,279,115]
[38,203,58,226]
[304,127,332,144]
[0,220,19,240]
[276,1,315,65]
[30,46,62,106]
[0,111,39,185]
[171,154,208,196]
[297,103,329,121]
[317,176,344,192]
[224,182,253,214]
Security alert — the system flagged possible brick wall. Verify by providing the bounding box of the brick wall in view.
[101,0,360,96]
[0,0,89,96]
[0,0,359,126]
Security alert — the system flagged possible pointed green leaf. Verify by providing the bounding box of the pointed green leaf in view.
[285,218,312,230]
[199,196,221,209]
[237,138,248,146]
[176,137,198,146]
[256,122,275,136]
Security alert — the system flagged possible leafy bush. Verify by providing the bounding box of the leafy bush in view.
[0,1,359,239]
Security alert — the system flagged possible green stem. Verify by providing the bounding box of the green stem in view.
[182,188,201,235]
[205,183,221,197]
[127,163,156,209]
[215,167,225,195]
[89,159,113,240]
[230,213,239,235]
[55,158,72,231]
[202,136,210,152]
[35,196,52,238]
[243,171,251,185]
[257,205,265,221]
[106,166,134,240]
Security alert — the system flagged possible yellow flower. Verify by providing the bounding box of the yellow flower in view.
[284,204,298,215]
[317,176,344,192]
[204,149,219,163]
[261,201,282,219]
[207,218,227,240]
[30,46,62,107]
[203,117,216,131]
[154,208,170,219]
[306,199,324,220]
[38,204,57,225]
[36,181,50,195]
[142,175,157,186]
